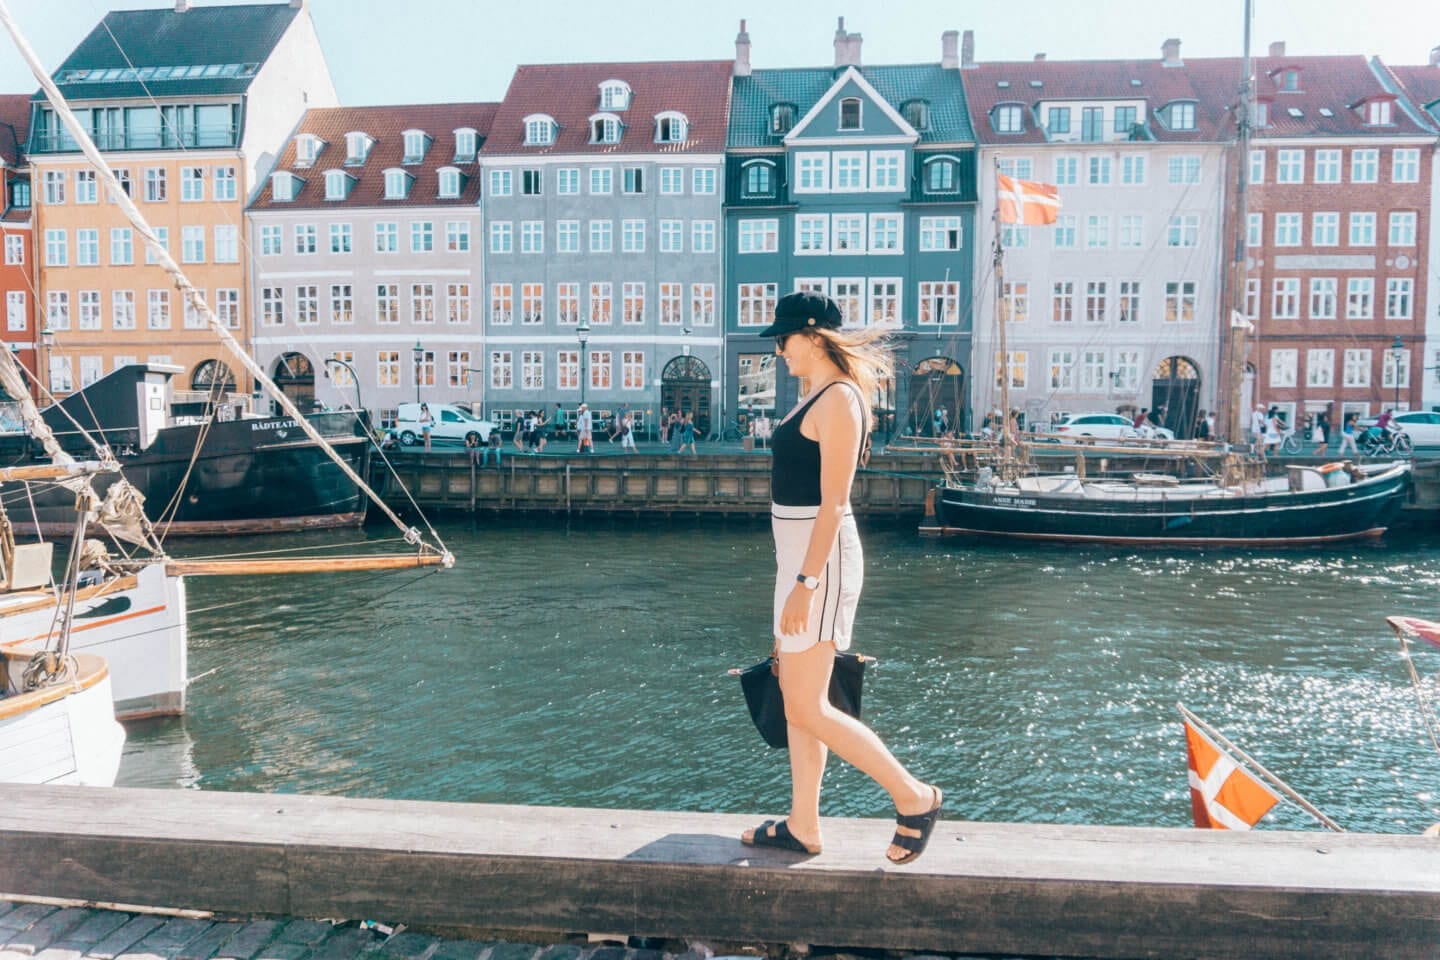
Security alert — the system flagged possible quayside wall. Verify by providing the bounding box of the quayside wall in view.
[1,785,1437,960]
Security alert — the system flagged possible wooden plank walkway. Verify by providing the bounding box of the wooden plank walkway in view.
[2,785,1438,960]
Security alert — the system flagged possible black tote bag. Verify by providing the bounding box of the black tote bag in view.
[737,652,869,749]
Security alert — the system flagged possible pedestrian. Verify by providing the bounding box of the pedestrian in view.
[418,402,434,452]
[533,409,549,453]
[679,412,697,455]
[1133,408,1148,431]
[1312,412,1329,456]
[620,411,638,454]
[1194,409,1210,441]
[608,403,630,443]
[1250,404,1266,449]
[1204,410,1217,442]
[513,411,527,451]
[465,429,482,465]
[482,428,502,466]
[552,402,568,443]
[740,290,941,864]
[575,403,593,454]
[668,412,683,453]
[939,429,957,471]
[1338,413,1358,455]
[1262,407,1282,456]
[659,407,670,444]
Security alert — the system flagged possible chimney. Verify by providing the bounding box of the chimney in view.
[961,29,975,69]
[735,19,751,77]
[1161,37,1182,67]
[1429,45,1440,67]
[174,0,189,11]
[847,32,863,67]
[834,17,847,67]
[1269,41,1286,58]
[1034,52,1047,62]
[941,30,958,69]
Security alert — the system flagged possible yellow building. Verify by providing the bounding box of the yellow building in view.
[29,0,335,398]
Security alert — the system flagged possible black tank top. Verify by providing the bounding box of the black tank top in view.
[770,381,865,506]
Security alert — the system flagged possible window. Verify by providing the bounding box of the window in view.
[1393,148,1420,183]
[437,168,462,198]
[1110,280,1138,324]
[1166,214,1199,248]
[345,132,373,165]
[1004,281,1030,324]
[588,219,613,253]
[490,221,513,253]
[146,289,170,329]
[329,222,352,254]
[1083,281,1106,324]
[524,115,555,146]
[557,168,579,194]
[869,214,901,253]
[43,170,65,204]
[1166,156,1200,184]
[144,167,166,202]
[179,166,204,201]
[1277,149,1304,183]
[1314,149,1341,183]
[1248,149,1264,185]
[1047,106,1071,134]
[1309,277,1337,319]
[623,167,645,195]
[743,161,775,197]
[76,229,99,265]
[402,130,428,163]
[517,169,542,197]
[557,220,579,253]
[1389,212,1417,246]
[770,102,796,134]
[692,221,715,253]
[1054,156,1078,185]
[1382,348,1410,390]
[1312,212,1339,246]
[448,283,472,325]
[1119,215,1144,249]
[660,219,683,253]
[1245,212,1263,247]
[1386,278,1413,319]
[3,234,21,265]
[588,351,613,392]
[832,214,864,252]
[410,283,436,325]
[74,169,97,203]
[797,215,828,254]
[1088,155,1111,185]
[871,152,902,189]
[1349,212,1376,246]
[1113,105,1137,134]
[994,104,1023,133]
[1051,280,1076,324]
[383,169,410,200]
[1351,149,1378,183]
[622,219,646,253]
[1165,281,1197,323]
[920,216,962,251]
[48,356,72,394]
[46,291,69,330]
[589,282,613,325]
[1343,349,1371,388]
[454,128,478,162]
[375,222,398,253]
[693,168,716,194]
[922,157,956,193]
[738,219,778,254]
[519,220,542,254]
[590,115,621,144]
[557,283,580,325]
[1121,154,1146,185]
[1049,349,1075,390]
[1269,349,1298,387]
[1272,278,1300,319]
[376,284,399,324]
[489,169,512,197]
[622,282,645,324]
[489,283,513,325]
[869,279,900,326]
[839,98,862,130]
[214,225,238,263]
[1085,214,1110,249]
[660,168,683,195]
[1346,277,1374,319]
[917,281,959,325]
[519,283,543,325]
[691,283,715,326]
[1307,349,1335,388]
[1001,223,1030,248]
[294,224,317,255]
[519,351,544,391]
[112,290,135,330]
[589,168,613,195]
[408,221,433,254]
[999,351,1028,390]
[144,226,167,264]
[656,112,688,143]
[1274,212,1301,246]
[44,228,66,266]
[295,285,319,325]
[10,179,29,208]
[1366,100,1393,125]
[1169,102,1196,130]
[658,282,682,325]
[330,284,353,325]
[834,153,865,190]
[738,282,777,327]
[1081,107,1104,141]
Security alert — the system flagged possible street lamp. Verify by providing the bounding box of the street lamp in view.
[1391,335,1404,413]
[576,318,590,406]
[323,355,363,414]
[38,323,55,398]
[411,340,424,403]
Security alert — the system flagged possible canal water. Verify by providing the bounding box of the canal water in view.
[120,517,1440,835]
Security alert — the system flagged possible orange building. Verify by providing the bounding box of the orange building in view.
[0,93,37,399]
[28,0,335,398]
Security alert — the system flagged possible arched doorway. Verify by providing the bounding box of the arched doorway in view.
[907,356,965,437]
[182,359,239,419]
[272,352,315,413]
[192,358,236,394]
[1150,356,1201,438]
[660,355,712,435]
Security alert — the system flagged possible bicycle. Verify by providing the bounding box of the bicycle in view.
[1358,426,1413,457]
[1279,425,1303,456]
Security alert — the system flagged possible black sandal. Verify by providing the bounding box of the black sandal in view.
[887,787,943,865]
[741,818,822,855]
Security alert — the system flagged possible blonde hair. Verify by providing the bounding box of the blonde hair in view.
[805,325,894,463]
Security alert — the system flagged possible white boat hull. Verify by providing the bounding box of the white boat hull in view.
[0,564,187,720]
[0,654,125,785]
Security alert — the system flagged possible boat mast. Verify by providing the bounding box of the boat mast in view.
[992,160,1014,472]
[1222,0,1256,444]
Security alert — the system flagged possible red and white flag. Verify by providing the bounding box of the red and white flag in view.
[997,174,1061,225]
[1184,719,1280,830]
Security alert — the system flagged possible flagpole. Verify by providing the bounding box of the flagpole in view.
[992,160,1013,474]
[1177,703,1345,832]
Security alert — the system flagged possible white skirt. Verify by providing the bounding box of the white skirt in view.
[771,503,862,653]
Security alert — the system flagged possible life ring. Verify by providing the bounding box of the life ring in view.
[1316,462,1345,474]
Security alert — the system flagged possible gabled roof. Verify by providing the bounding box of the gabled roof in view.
[481,60,733,157]
[0,94,30,167]
[785,66,918,143]
[1381,62,1440,127]
[730,63,972,149]
[36,2,301,102]
[249,103,499,211]
[1186,55,1433,138]
[963,58,1226,145]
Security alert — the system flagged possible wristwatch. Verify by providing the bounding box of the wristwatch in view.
[796,573,820,590]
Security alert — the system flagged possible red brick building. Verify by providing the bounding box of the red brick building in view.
[0,93,37,397]
[1191,50,1435,436]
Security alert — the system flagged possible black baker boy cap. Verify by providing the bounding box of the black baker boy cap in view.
[758,291,843,338]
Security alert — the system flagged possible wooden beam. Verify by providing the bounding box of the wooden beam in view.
[0,786,1437,959]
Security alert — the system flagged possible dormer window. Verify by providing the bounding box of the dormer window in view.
[901,100,929,131]
[599,79,632,111]
[923,157,958,193]
[1274,68,1302,92]
[1167,101,1197,130]
[770,103,796,135]
[453,128,478,162]
[655,111,688,143]
[323,170,353,201]
[383,168,411,200]
[294,134,323,168]
[590,113,622,144]
[1251,100,1270,128]
[270,171,300,202]
[741,159,775,199]
[523,114,556,146]
[437,166,464,199]
[839,97,862,130]
[1364,99,1393,125]
[344,131,373,165]
[993,104,1024,134]
[401,129,430,164]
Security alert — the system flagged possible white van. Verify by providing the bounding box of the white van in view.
[390,402,495,447]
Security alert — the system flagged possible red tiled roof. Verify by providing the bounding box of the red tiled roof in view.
[964,58,1229,144]
[249,102,499,210]
[1186,55,1432,138]
[481,60,734,157]
[0,93,31,167]
[1385,63,1440,119]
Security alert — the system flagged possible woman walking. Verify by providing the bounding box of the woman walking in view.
[740,291,942,865]
[679,412,697,455]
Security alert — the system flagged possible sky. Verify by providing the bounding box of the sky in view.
[0,0,1437,105]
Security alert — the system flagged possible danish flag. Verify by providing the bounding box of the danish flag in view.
[1184,719,1280,830]
[997,174,1061,225]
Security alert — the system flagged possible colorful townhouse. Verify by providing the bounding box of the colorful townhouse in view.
[1189,46,1436,434]
[0,93,36,399]
[1381,49,1440,412]
[963,38,1231,438]
[725,20,978,435]
[477,58,733,438]
[28,0,335,399]
[247,103,497,423]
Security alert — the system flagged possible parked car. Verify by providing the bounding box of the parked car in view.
[1051,412,1175,442]
[389,402,495,447]
[1358,411,1440,447]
